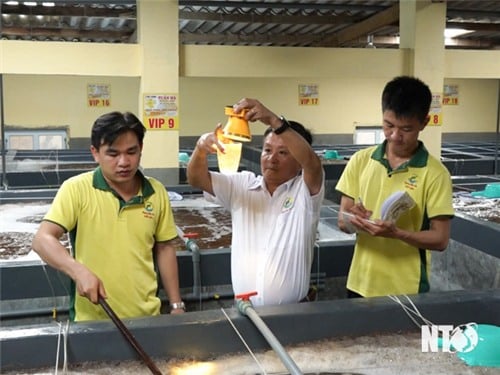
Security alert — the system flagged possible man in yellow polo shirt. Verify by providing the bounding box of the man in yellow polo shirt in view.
[336,76,454,298]
[32,111,185,321]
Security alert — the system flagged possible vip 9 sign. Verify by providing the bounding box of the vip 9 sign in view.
[147,117,177,129]
[143,94,179,130]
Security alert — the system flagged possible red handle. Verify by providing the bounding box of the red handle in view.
[235,291,258,301]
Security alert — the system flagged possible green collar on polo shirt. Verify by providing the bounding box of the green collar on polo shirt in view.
[371,140,428,174]
[92,167,155,200]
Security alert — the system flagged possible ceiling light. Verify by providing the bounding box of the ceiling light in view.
[444,28,472,38]
[23,1,37,6]
[42,2,55,6]
[5,1,19,5]
[365,34,376,49]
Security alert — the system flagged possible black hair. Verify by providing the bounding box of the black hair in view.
[264,120,313,145]
[381,76,432,123]
[91,111,146,149]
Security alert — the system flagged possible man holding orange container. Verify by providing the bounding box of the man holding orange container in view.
[188,99,324,306]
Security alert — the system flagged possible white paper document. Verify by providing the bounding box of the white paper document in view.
[340,191,415,233]
[380,191,415,222]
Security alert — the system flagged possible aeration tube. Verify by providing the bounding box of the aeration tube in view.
[176,226,201,299]
[236,292,303,375]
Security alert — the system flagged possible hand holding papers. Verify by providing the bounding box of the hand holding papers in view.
[339,211,375,233]
[339,191,415,234]
[380,191,415,222]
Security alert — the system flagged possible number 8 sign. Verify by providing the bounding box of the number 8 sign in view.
[428,93,443,126]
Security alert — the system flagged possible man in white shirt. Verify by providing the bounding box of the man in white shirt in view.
[187,98,325,306]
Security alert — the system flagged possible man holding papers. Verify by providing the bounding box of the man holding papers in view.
[336,76,454,298]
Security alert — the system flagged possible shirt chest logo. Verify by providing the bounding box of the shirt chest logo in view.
[143,201,155,219]
[404,174,418,190]
[281,197,294,212]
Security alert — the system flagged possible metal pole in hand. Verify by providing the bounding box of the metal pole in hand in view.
[99,297,163,375]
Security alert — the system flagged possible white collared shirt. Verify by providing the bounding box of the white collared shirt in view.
[205,170,324,306]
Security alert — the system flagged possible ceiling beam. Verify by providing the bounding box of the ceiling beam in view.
[1,4,135,17]
[445,38,493,48]
[1,26,134,40]
[446,21,500,32]
[179,10,356,25]
[49,0,135,4]
[179,30,495,50]
[314,3,400,47]
[179,1,389,12]
[1,1,497,49]
[179,32,317,46]
[447,9,500,19]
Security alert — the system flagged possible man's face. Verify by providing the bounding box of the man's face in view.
[260,132,301,187]
[90,131,142,187]
[382,110,428,156]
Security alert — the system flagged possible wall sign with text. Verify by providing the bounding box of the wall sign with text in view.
[443,84,459,105]
[87,84,110,107]
[428,93,443,126]
[143,94,179,130]
[298,84,319,105]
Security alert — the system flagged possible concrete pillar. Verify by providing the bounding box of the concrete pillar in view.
[137,0,179,184]
[400,0,446,157]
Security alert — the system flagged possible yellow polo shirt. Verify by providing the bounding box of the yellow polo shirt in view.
[44,168,177,321]
[336,141,454,297]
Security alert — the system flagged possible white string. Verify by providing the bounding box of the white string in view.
[41,263,59,315]
[220,307,267,375]
[387,294,434,328]
[63,320,70,373]
[314,241,321,293]
[402,294,434,326]
[54,321,62,375]
[53,319,70,374]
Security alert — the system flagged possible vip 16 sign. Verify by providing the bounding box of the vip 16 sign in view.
[143,94,179,130]
[87,84,111,107]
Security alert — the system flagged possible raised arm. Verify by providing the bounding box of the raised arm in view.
[234,98,324,195]
[186,126,225,196]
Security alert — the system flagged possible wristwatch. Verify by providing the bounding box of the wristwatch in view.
[170,301,186,310]
[274,116,290,134]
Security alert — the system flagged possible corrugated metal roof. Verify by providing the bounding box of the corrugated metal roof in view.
[1,0,499,49]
